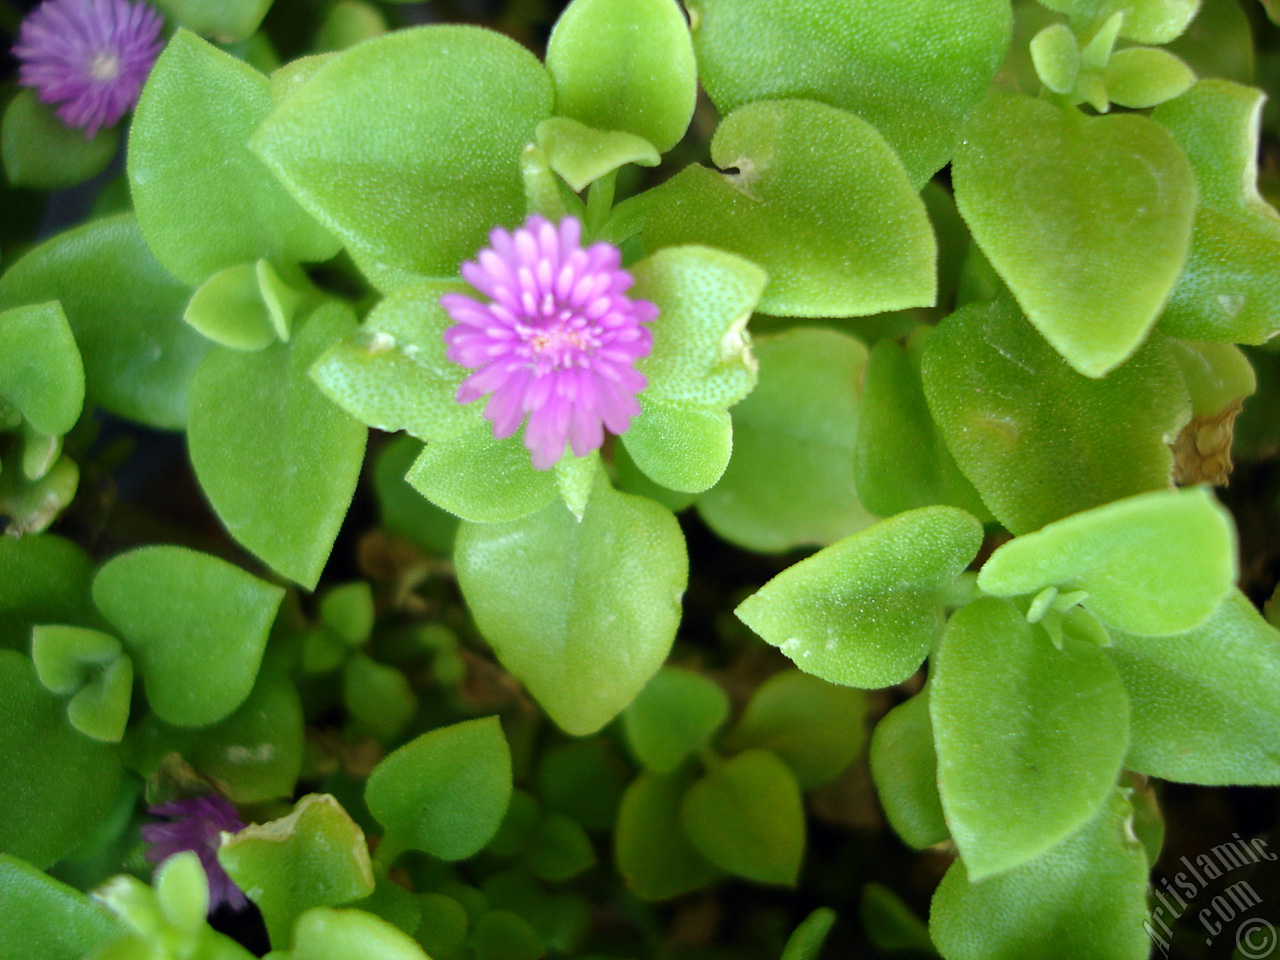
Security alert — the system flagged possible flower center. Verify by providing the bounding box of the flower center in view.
[519,309,602,370]
[89,52,121,82]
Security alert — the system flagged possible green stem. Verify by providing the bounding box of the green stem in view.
[585,170,617,237]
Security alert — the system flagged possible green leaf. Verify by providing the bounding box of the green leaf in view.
[522,813,596,882]
[0,534,96,651]
[1108,590,1280,784]
[0,302,83,438]
[414,894,469,959]
[343,655,416,742]
[680,749,805,886]
[921,296,1188,535]
[189,303,367,588]
[930,598,1130,880]
[1,90,118,190]
[130,31,338,287]
[1036,0,1201,43]
[372,436,459,555]
[0,215,208,429]
[93,546,284,727]
[929,791,1150,960]
[781,907,837,960]
[218,794,375,949]
[696,328,876,553]
[470,910,541,960]
[309,281,471,443]
[976,487,1236,636]
[1031,24,1081,94]
[1104,47,1196,108]
[953,90,1197,377]
[535,118,659,192]
[615,770,717,901]
[406,419,558,523]
[687,0,1012,186]
[251,26,552,276]
[854,337,988,520]
[455,478,687,735]
[860,884,933,956]
[0,854,127,960]
[868,691,949,850]
[31,625,131,743]
[622,404,733,495]
[1154,80,1280,344]
[150,0,272,43]
[365,717,512,862]
[537,739,628,832]
[0,651,123,868]
[321,582,374,647]
[645,100,936,317]
[314,1,388,52]
[546,0,695,154]
[724,670,867,790]
[632,245,766,409]
[622,666,730,773]
[183,263,279,351]
[736,507,983,688]
[293,907,430,960]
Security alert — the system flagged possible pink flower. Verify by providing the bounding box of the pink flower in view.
[13,0,164,138]
[441,216,657,471]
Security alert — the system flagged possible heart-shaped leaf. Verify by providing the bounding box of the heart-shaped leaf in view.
[680,749,805,886]
[687,0,1012,186]
[736,506,983,688]
[535,118,660,192]
[219,794,375,949]
[0,302,83,438]
[365,717,512,862]
[0,215,208,430]
[622,667,729,773]
[868,690,948,850]
[0,854,127,960]
[455,477,687,735]
[615,770,717,901]
[1,90,118,190]
[292,907,430,960]
[188,303,367,589]
[252,26,552,276]
[953,91,1197,377]
[1036,0,1201,43]
[976,487,1236,636]
[929,790,1151,960]
[644,99,936,318]
[130,30,339,286]
[93,546,284,727]
[1108,590,1280,785]
[855,336,988,520]
[0,534,97,651]
[696,328,877,553]
[545,0,695,153]
[930,598,1130,880]
[724,670,868,790]
[921,295,1189,534]
[1154,80,1280,344]
[0,651,123,868]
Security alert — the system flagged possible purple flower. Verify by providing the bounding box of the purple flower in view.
[141,796,247,912]
[441,216,657,471]
[13,0,164,138]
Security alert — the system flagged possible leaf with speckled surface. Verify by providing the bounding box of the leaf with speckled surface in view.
[930,598,1130,880]
[251,26,553,276]
[686,0,1012,186]
[952,90,1197,377]
[644,99,936,318]
[921,295,1188,535]
[735,506,983,688]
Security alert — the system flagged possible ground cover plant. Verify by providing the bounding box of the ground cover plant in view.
[1,0,1280,957]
